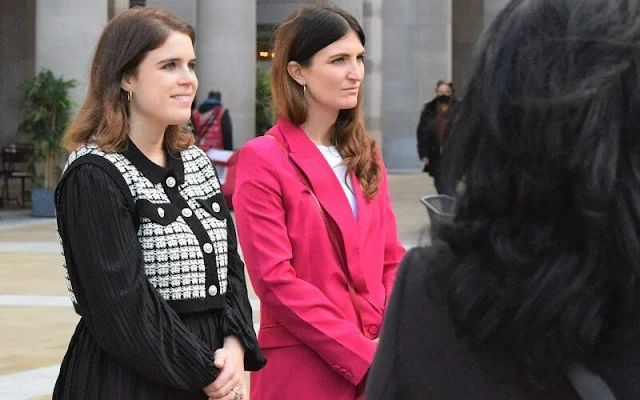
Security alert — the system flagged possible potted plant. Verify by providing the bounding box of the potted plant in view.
[18,69,76,217]
[255,69,274,137]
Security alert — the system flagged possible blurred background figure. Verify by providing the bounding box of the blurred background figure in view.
[416,80,455,194]
[193,90,233,151]
[369,0,640,398]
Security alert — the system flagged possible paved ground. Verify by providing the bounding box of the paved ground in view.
[0,172,436,399]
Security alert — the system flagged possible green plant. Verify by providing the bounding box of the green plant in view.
[18,69,76,189]
[256,69,274,136]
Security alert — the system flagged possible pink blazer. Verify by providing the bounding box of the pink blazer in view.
[233,119,405,399]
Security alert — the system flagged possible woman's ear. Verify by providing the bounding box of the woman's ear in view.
[121,73,134,92]
[287,61,305,86]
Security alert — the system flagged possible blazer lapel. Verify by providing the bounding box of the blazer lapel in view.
[275,120,367,287]
[352,170,372,251]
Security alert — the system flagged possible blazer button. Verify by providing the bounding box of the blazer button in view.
[157,207,165,218]
[368,325,379,336]
[332,365,340,372]
[208,285,218,296]
[203,243,213,254]
[181,208,193,218]
[166,176,176,188]
[212,201,221,213]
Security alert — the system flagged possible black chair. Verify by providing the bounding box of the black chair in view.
[0,144,34,208]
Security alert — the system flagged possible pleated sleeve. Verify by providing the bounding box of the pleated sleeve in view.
[56,164,218,392]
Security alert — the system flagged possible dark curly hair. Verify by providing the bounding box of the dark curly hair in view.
[440,0,640,389]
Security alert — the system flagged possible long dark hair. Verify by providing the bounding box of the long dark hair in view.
[440,0,640,388]
[64,7,196,152]
[271,3,381,199]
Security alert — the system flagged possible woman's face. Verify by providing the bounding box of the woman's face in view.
[123,32,198,130]
[299,29,365,113]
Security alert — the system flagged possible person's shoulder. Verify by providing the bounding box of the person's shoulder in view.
[57,156,123,200]
[239,134,280,158]
[183,145,210,162]
[397,244,454,296]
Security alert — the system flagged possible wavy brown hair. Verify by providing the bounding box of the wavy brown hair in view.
[63,7,195,153]
[271,4,381,199]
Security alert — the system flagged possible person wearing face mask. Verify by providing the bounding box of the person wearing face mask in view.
[53,8,265,400]
[232,4,406,400]
[417,80,456,194]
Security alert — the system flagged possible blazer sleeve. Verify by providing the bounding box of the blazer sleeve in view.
[233,140,377,386]
[56,164,217,391]
[379,160,406,307]
[221,214,267,371]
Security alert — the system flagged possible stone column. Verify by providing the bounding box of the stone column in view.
[108,0,130,20]
[452,0,483,94]
[451,0,509,94]
[145,0,197,30]
[332,0,363,24]
[36,0,108,111]
[362,0,383,145]
[382,0,451,171]
[257,0,308,24]
[0,0,35,144]
[484,0,509,27]
[197,0,256,148]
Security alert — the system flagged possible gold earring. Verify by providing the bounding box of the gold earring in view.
[303,84,306,96]
[127,90,132,103]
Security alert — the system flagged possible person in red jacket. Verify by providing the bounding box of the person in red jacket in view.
[192,90,233,151]
[233,4,405,400]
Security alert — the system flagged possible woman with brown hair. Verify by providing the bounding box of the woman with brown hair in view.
[233,4,405,400]
[54,7,264,399]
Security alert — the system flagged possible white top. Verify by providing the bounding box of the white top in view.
[316,145,357,217]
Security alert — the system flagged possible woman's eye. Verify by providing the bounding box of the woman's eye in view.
[188,62,196,70]
[332,57,344,63]
[162,62,176,70]
[357,54,365,61]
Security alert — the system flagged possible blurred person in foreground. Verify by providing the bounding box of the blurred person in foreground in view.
[54,7,264,400]
[368,0,640,398]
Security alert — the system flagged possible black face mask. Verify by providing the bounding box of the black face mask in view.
[436,95,452,104]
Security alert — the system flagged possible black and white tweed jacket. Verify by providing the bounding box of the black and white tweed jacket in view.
[57,142,231,314]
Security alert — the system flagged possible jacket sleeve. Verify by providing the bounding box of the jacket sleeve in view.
[221,214,267,371]
[379,160,406,307]
[416,105,430,159]
[366,249,420,399]
[233,141,377,386]
[222,110,233,150]
[57,164,217,391]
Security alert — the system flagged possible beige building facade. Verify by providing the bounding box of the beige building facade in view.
[0,0,508,170]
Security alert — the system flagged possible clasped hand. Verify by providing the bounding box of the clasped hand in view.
[203,336,246,400]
